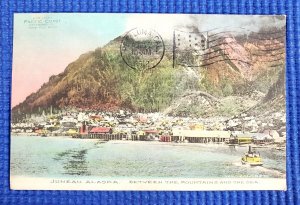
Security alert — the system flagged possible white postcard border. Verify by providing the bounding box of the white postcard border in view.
[11,176,286,191]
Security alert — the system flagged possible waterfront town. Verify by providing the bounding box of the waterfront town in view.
[11,109,286,146]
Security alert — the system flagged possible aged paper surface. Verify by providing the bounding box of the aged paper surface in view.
[11,13,286,190]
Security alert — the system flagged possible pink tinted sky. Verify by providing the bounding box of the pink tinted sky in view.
[12,13,125,107]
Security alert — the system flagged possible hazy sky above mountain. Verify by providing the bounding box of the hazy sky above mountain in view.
[12,13,285,107]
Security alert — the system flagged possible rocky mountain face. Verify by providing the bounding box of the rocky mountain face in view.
[12,26,286,121]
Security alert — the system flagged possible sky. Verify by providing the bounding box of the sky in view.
[12,13,285,107]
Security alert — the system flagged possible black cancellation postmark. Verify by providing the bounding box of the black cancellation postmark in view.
[120,28,165,70]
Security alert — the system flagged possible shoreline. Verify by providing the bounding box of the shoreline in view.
[11,134,285,150]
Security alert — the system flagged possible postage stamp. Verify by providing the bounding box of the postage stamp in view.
[11,13,286,190]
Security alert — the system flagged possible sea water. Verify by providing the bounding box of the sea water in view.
[10,135,286,179]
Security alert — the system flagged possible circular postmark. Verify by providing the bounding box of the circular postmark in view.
[120,28,165,70]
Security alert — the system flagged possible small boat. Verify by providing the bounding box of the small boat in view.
[241,146,263,166]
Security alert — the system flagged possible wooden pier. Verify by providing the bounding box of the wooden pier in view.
[72,132,229,144]
[73,133,146,141]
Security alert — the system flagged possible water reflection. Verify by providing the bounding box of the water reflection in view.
[229,145,237,153]
[54,149,91,176]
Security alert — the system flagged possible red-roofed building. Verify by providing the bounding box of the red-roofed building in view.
[89,127,112,134]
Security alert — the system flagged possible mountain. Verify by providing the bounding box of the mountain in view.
[12,26,286,121]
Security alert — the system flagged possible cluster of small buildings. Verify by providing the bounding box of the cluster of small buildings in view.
[11,110,286,145]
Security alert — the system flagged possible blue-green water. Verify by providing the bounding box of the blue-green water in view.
[11,136,286,178]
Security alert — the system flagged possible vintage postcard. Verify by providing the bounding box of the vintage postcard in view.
[11,13,286,190]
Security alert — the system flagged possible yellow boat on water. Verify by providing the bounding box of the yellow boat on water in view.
[241,146,263,166]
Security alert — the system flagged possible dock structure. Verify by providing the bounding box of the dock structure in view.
[172,130,231,143]
[74,133,126,140]
[73,133,146,141]
[72,130,231,144]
